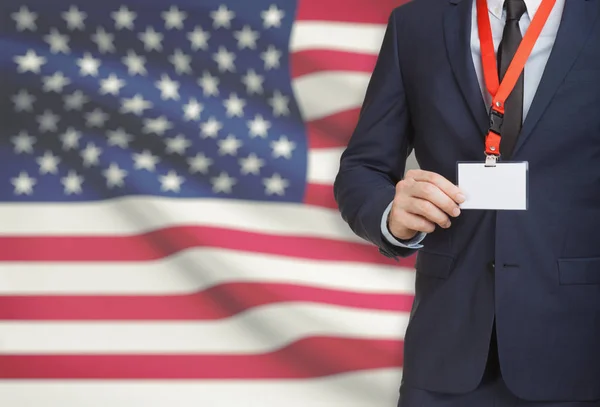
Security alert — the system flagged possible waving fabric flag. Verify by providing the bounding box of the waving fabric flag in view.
[0,0,414,405]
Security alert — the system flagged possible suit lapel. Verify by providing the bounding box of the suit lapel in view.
[513,0,600,156]
[444,0,489,135]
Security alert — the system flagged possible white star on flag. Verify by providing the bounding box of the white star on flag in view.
[242,69,264,94]
[12,90,36,112]
[14,50,46,74]
[139,26,164,51]
[12,6,37,32]
[100,74,126,95]
[162,6,187,30]
[107,128,134,148]
[61,170,84,194]
[77,53,101,76]
[199,71,220,96]
[112,6,136,30]
[263,173,290,196]
[223,93,246,117]
[261,5,285,28]
[37,110,60,132]
[85,108,109,128]
[122,51,147,75]
[92,27,116,53]
[239,153,265,175]
[81,143,103,167]
[234,26,259,49]
[11,131,36,154]
[268,91,290,117]
[121,94,152,115]
[103,163,128,188]
[11,172,36,195]
[169,49,192,74]
[36,151,61,174]
[188,153,213,174]
[200,117,223,139]
[271,135,296,159]
[188,26,210,50]
[42,72,71,93]
[133,150,160,171]
[159,170,185,192]
[155,75,180,100]
[44,29,70,54]
[211,172,237,194]
[211,5,235,29]
[64,90,89,111]
[183,98,204,121]
[218,135,243,156]
[213,47,236,72]
[261,46,282,70]
[60,128,81,150]
[143,116,173,135]
[248,115,271,138]
[62,6,87,30]
[165,135,191,155]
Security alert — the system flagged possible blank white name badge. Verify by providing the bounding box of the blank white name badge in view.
[457,162,528,210]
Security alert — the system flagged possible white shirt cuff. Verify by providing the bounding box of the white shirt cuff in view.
[380,201,426,248]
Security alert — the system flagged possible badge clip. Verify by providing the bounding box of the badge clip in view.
[485,154,498,167]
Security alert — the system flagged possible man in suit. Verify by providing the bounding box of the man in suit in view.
[333,0,600,404]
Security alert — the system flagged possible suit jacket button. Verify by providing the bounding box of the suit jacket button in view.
[488,261,495,272]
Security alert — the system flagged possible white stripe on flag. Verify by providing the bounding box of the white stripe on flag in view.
[0,199,360,241]
[0,249,415,294]
[290,21,386,53]
[0,305,409,353]
[307,148,344,184]
[0,369,403,407]
[293,71,371,121]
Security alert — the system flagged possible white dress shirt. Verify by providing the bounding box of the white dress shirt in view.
[381,0,565,248]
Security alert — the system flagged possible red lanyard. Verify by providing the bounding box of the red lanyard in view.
[477,0,556,157]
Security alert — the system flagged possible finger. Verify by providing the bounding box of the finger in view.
[392,210,436,234]
[405,169,465,204]
[410,181,461,218]
[405,197,452,228]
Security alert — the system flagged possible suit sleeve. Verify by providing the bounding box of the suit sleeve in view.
[333,9,416,259]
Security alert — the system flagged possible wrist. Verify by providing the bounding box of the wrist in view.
[387,211,418,241]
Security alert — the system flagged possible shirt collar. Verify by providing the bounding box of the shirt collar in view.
[487,0,543,20]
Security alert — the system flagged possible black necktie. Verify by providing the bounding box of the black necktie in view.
[497,0,527,159]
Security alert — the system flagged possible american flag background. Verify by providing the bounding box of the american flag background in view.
[0,0,418,405]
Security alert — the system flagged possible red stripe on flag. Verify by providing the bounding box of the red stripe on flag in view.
[296,0,406,23]
[0,227,414,267]
[0,337,403,379]
[0,284,414,320]
[291,50,378,78]
[304,183,338,209]
[306,108,360,149]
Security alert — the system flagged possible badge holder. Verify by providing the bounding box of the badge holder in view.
[457,107,529,211]
[457,160,529,210]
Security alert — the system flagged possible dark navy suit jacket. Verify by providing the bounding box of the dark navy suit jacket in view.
[334,0,600,401]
